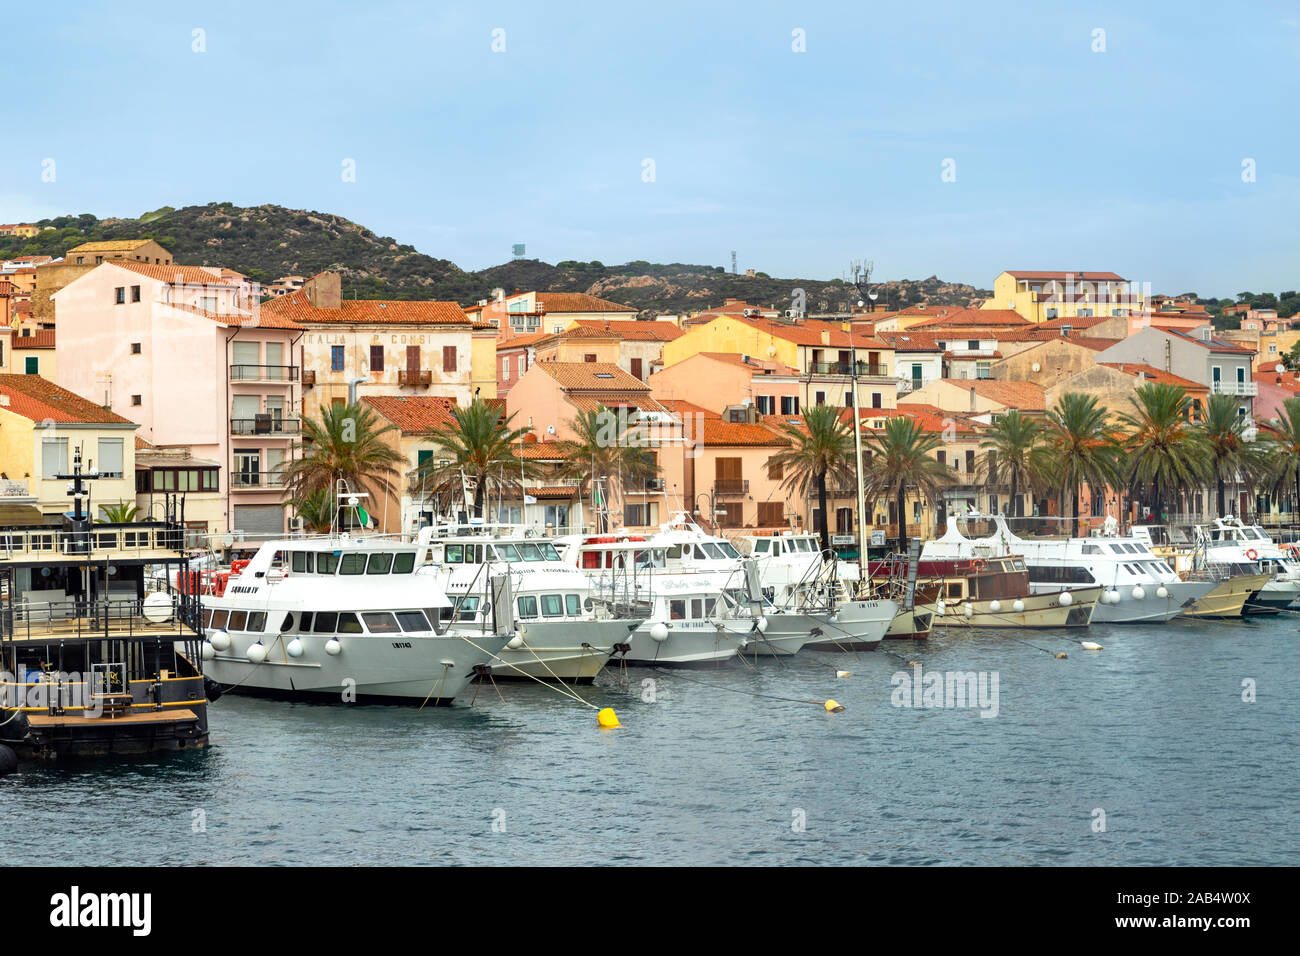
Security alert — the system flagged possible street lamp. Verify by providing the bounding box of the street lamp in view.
[692,491,726,528]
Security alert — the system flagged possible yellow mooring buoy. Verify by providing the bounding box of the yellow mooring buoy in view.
[836,670,851,679]
[597,707,621,729]
[1055,652,1069,659]
[823,699,845,713]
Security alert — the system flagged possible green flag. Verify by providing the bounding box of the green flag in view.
[356,505,370,528]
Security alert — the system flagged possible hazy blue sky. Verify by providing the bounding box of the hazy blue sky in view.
[5,0,1298,295]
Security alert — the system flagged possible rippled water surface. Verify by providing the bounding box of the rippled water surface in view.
[4,614,1297,866]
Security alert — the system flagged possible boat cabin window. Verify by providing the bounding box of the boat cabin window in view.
[291,551,310,573]
[494,543,521,561]
[669,599,686,619]
[1027,566,1097,584]
[518,543,550,561]
[796,539,814,552]
[770,541,782,555]
[202,608,212,627]
[566,594,582,615]
[395,610,430,632]
[367,553,393,574]
[210,609,229,630]
[279,613,295,632]
[753,540,770,554]
[1109,544,1126,554]
[318,553,340,574]
[517,596,538,618]
[362,612,401,634]
[299,612,314,632]
[393,553,415,573]
[1081,544,1101,554]
[445,544,464,563]
[249,612,266,631]
[718,541,740,558]
[666,544,683,558]
[339,553,366,575]
[946,583,962,599]
[338,612,363,633]
[229,610,248,631]
[313,612,338,632]
[540,594,564,617]
[455,597,480,622]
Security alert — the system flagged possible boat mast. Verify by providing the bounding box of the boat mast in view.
[850,261,875,587]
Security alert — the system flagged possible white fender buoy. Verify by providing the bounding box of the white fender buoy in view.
[201,641,215,661]
[1106,589,1121,605]
[936,600,946,617]
[286,638,305,658]
[963,603,974,619]
[506,632,525,650]
[989,600,1001,613]
[1059,591,1073,607]
[756,616,769,633]
[1012,599,1025,613]
[836,670,851,678]
[1132,585,1146,601]
[325,638,342,656]
[208,629,230,652]
[1156,585,1169,599]
[649,622,669,643]
[1081,641,1103,651]
[246,641,268,663]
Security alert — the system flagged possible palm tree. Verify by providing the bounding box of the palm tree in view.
[98,501,140,523]
[978,410,1042,518]
[555,407,660,531]
[1259,396,1300,528]
[764,405,855,552]
[1034,393,1119,537]
[1199,393,1269,518]
[413,399,538,519]
[862,416,953,556]
[282,401,405,518]
[291,487,336,534]
[1116,382,1209,524]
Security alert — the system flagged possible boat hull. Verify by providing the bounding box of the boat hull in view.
[1075,580,1216,624]
[487,620,629,681]
[620,620,747,665]
[740,613,822,657]
[205,631,507,704]
[922,587,1100,629]
[1181,574,1270,619]
[805,599,899,649]
[1249,579,1300,612]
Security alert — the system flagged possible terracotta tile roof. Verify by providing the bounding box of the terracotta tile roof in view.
[705,315,888,349]
[873,331,946,352]
[568,392,668,414]
[67,240,158,254]
[0,281,13,295]
[156,299,303,331]
[1153,326,1256,354]
[1005,270,1126,281]
[1059,335,1122,352]
[943,350,1004,359]
[498,331,551,350]
[911,308,1032,329]
[363,395,459,435]
[0,375,136,425]
[523,485,581,499]
[934,378,1046,411]
[513,440,569,460]
[694,352,798,374]
[864,403,981,434]
[134,435,154,450]
[537,362,649,391]
[1099,363,1209,391]
[262,291,470,326]
[104,261,228,286]
[1036,314,1113,330]
[534,292,637,314]
[658,398,719,419]
[760,413,810,437]
[701,418,789,447]
[13,330,55,349]
[569,319,684,341]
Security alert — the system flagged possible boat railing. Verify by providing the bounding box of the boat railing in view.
[1,595,202,644]
[0,526,188,560]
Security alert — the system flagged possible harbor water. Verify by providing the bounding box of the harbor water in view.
[3,614,1297,866]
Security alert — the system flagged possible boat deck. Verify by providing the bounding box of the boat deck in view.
[2,616,199,644]
[24,708,199,729]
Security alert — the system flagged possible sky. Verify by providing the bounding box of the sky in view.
[5,0,1298,296]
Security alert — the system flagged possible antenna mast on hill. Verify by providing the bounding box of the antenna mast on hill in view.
[731,251,737,275]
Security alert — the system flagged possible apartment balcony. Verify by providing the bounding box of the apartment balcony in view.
[625,478,666,495]
[302,369,316,388]
[230,417,300,436]
[808,361,890,378]
[896,378,924,394]
[713,479,749,496]
[1210,380,1258,396]
[230,364,300,382]
[231,472,286,490]
[398,368,433,387]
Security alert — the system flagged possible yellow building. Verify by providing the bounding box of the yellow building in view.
[0,374,138,521]
[983,270,1143,323]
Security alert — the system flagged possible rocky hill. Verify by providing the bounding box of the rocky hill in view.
[1,203,991,314]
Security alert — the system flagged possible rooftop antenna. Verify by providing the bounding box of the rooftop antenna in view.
[731,250,737,275]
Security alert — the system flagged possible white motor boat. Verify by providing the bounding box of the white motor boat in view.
[1191,516,1300,611]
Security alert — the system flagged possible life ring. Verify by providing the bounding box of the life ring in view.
[1245,548,1259,561]
[972,558,987,571]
